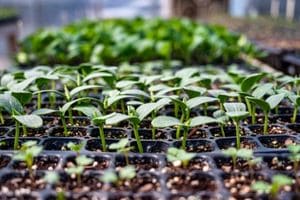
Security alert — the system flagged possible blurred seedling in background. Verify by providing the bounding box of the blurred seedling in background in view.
[109,138,131,165]
[167,147,196,168]
[100,165,136,187]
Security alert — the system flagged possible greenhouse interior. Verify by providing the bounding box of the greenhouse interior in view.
[0,0,300,199]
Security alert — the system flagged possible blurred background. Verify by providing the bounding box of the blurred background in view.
[0,0,299,68]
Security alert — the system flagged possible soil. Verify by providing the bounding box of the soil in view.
[50,127,88,137]
[115,156,160,171]
[8,127,49,137]
[264,156,294,171]
[210,126,246,137]
[166,173,217,193]
[139,129,168,140]
[12,155,59,170]
[0,155,10,169]
[90,128,128,139]
[214,157,262,173]
[249,125,289,135]
[217,138,258,150]
[163,157,211,173]
[259,136,297,149]
[64,156,110,171]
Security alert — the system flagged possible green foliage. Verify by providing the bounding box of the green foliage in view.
[167,147,196,168]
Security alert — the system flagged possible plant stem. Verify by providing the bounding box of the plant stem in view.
[292,106,298,123]
[121,100,125,114]
[14,120,20,150]
[174,104,179,118]
[245,99,253,123]
[98,125,106,152]
[181,126,188,150]
[124,152,129,166]
[203,103,208,116]
[234,120,241,149]
[232,155,237,169]
[132,123,143,153]
[37,92,42,109]
[61,114,68,136]
[220,124,225,137]
[22,125,28,137]
[263,112,268,135]
[251,107,256,124]
[0,111,4,124]
[68,109,74,125]
[50,80,56,108]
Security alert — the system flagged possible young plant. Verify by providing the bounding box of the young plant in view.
[247,93,285,134]
[152,115,219,150]
[167,147,196,168]
[287,94,300,123]
[100,165,136,186]
[251,174,293,199]
[224,103,249,149]
[0,93,43,150]
[13,141,43,179]
[288,144,300,174]
[109,138,131,165]
[43,171,65,200]
[65,155,94,186]
[67,141,85,155]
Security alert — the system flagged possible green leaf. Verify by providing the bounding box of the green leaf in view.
[73,106,101,118]
[70,85,101,98]
[246,97,270,113]
[266,93,285,109]
[119,165,136,180]
[92,113,116,125]
[105,113,131,125]
[32,108,58,115]
[251,181,271,193]
[0,93,24,114]
[13,114,43,128]
[186,96,217,109]
[240,73,265,92]
[61,97,100,115]
[252,83,273,99]
[76,155,94,166]
[272,174,293,187]
[43,172,59,185]
[109,138,129,150]
[222,147,237,157]
[12,91,32,105]
[224,102,249,119]
[151,116,182,128]
[116,80,137,89]
[237,148,253,159]
[82,72,113,82]
[190,116,219,127]
[121,89,150,98]
[100,170,118,183]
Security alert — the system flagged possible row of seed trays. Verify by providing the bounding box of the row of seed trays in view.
[0,18,299,200]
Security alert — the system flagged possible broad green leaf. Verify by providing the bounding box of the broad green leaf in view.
[246,97,270,113]
[12,91,32,105]
[70,85,101,98]
[32,108,58,115]
[121,89,150,98]
[190,116,219,127]
[0,93,24,114]
[136,102,158,121]
[61,97,100,114]
[13,114,43,128]
[266,93,285,109]
[240,73,265,92]
[82,72,113,82]
[105,113,131,125]
[33,90,64,97]
[186,96,217,109]
[116,80,137,89]
[251,181,271,193]
[73,106,101,118]
[224,102,249,119]
[272,174,293,186]
[252,83,273,99]
[109,138,129,150]
[151,116,182,128]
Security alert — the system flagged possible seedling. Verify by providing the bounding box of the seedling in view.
[101,165,136,186]
[65,155,94,185]
[288,144,300,174]
[13,141,43,179]
[67,141,85,155]
[167,147,196,168]
[43,171,65,200]
[247,93,285,134]
[224,103,249,149]
[152,115,219,150]
[251,174,293,199]
[109,138,131,165]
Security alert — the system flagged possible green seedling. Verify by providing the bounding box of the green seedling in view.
[152,115,219,150]
[65,155,94,186]
[101,165,136,186]
[251,174,293,199]
[67,141,85,155]
[213,109,229,137]
[288,144,300,174]
[109,138,131,165]
[13,141,43,179]
[43,171,65,200]
[224,102,249,149]
[247,93,285,134]
[167,147,196,168]
[0,93,43,150]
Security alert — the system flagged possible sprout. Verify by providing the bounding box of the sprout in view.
[100,166,136,186]
[224,102,249,149]
[167,147,196,168]
[65,155,94,185]
[288,144,300,174]
[251,174,293,199]
[67,141,85,155]
[13,141,43,179]
[109,138,131,165]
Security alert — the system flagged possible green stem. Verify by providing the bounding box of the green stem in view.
[61,114,68,137]
[132,123,143,153]
[174,104,179,118]
[124,152,129,166]
[234,120,241,149]
[50,80,56,108]
[0,111,4,124]
[220,124,225,137]
[232,155,237,169]
[14,120,20,150]
[121,100,125,114]
[245,99,253,123]
[37,92,42,109]
[203,103,208,116]
[68,109,74,125]
[181,126,188,150]
[22,125,27,137]
[263,112,268,135]
[292,106,298,123]
[99,125,106,152]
